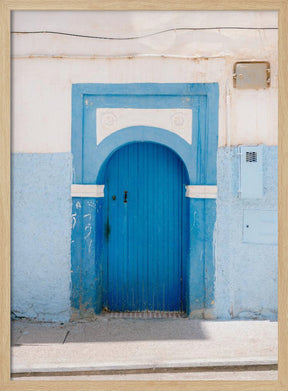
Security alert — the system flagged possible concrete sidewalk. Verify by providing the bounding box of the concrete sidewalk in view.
[11,317,278,379]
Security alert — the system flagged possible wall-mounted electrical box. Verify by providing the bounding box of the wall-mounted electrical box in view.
[233,62,270,89]
[243,209,277,245]
[240,145,263,199]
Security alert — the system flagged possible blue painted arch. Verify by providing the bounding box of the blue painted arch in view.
[72,82,219,186]
[96,126,191,184]
[71,82,219,317]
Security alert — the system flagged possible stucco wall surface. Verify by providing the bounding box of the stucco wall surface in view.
[12,11,278,33]
[11,147,277,321]
[11,153,72,322]
[12,57,227,152]
[11,11,277,59]
[215,146,278,320]
[10,11,278,322]
[11,10,278,152]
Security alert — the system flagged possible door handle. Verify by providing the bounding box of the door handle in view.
[124,191,128,203]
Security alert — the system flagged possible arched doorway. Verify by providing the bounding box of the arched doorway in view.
[71,83,219,318]
[103,142,189,313]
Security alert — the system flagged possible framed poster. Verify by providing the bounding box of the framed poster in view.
[1,2,287,391]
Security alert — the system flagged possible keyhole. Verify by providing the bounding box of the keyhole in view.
[124,191,128,203]
[112,195,116,200]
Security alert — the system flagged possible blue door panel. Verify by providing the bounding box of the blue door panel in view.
[105,142,188,312]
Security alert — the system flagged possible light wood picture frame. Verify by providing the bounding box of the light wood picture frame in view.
[1,1,287,390]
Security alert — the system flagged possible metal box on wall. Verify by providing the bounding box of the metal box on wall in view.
[243,209,277,245]
[233,62,270,89]
[239,145,263,199]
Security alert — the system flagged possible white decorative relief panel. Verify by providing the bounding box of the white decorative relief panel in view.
[96,108,193,145]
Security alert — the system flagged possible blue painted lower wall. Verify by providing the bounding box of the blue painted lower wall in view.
[188,199,216,318]
[11,146,278,321]
[11,153,72,322]
[71,197,104,316]
[215,146,278,320]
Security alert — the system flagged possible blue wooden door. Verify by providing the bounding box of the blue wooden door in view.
[104,142,188,312]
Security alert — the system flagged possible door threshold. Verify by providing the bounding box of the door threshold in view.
[100,311,186,319]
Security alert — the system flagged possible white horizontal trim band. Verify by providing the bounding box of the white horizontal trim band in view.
[71,184,105,198]
[72,185,217,198]
[185,185,217,198]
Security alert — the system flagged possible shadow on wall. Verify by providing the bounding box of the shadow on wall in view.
[12,318,207,344]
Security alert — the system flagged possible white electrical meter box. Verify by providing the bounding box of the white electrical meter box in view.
[240,145,263,199]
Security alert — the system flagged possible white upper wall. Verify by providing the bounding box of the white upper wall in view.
[12,10,278,33]
[11,11,278,153]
